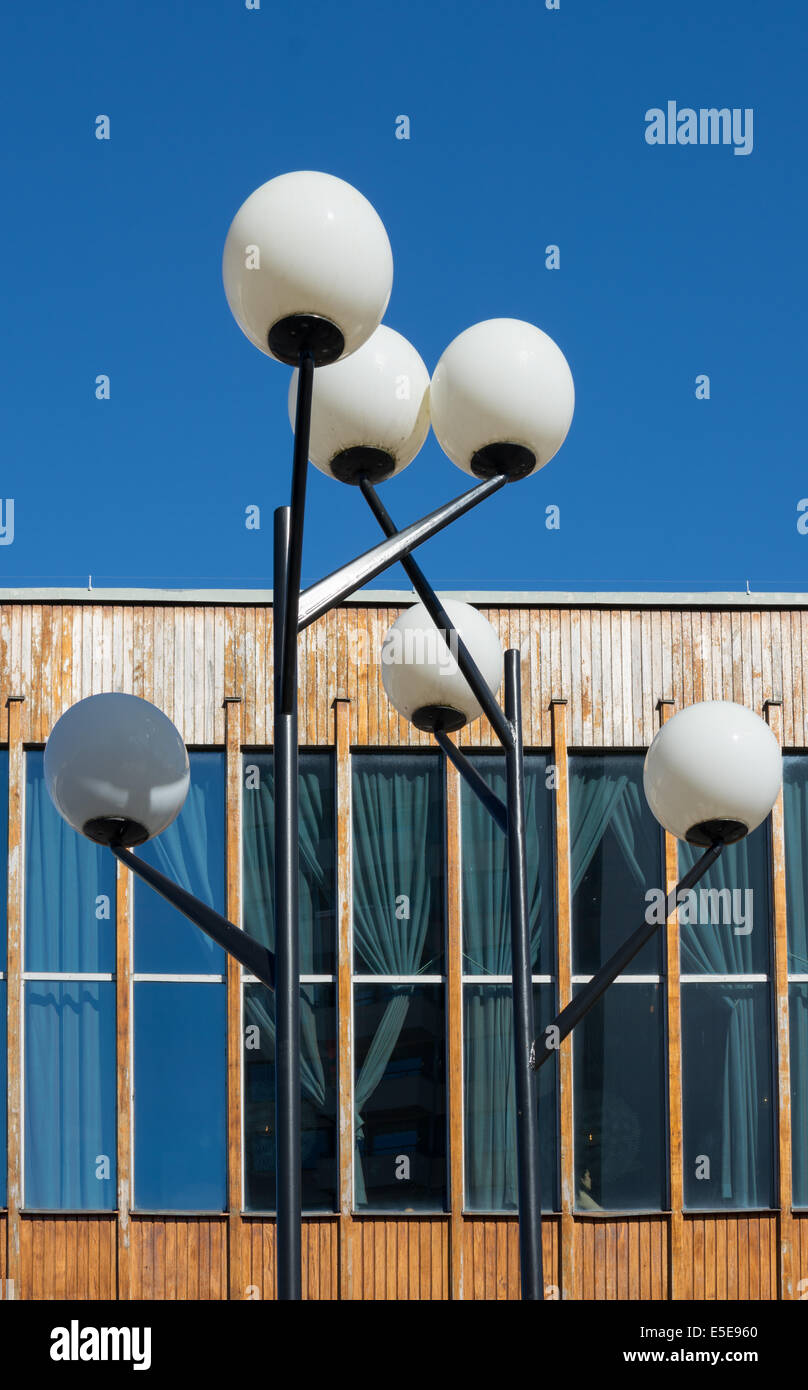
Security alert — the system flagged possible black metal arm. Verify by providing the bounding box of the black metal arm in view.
[111,845,275,991]
[433,730,508,833]
[531,839,724,1069]
[359,476,514,750]
[297,472,506,631]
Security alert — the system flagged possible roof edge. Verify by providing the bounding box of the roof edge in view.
[0,586,806,609]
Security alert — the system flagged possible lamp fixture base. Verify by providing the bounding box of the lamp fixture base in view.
[332,448,397,485]
[470,441,536,481]
[411,704,467,734]
[685,817,748,847]
[83,815,150,848]
[268,314,345,367]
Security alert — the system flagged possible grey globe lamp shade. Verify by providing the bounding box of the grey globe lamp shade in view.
[44,693,191,848]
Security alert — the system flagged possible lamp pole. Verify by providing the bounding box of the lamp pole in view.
[41,170,784,1306]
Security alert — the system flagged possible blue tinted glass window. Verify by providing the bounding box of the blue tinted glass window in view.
[570,754,664,975]
[242,752,336,975]
[678,825,771,975]
[791,982,808,1208]
[784,757,808,973]
[461,754,554,976]
[354,983,445,1211]
[681,982,774,1210]
[0,981,6,1206]
[243,983,337,1212]
[464,982,558,1210]
[24,982,116,1209]
[134,982,226,1210]
[352,753,445,975]
[572,982,666,1211]
[25,750,116,973]
[134,752,225,974]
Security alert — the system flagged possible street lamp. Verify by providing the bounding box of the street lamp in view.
[42,169,783,1303]
[529,700,783,1136]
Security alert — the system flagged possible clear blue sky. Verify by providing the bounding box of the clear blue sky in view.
[1,0,806,593]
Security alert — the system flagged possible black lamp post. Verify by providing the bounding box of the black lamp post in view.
[41,171,784,1303]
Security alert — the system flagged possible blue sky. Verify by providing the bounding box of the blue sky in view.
[1,0,806,593]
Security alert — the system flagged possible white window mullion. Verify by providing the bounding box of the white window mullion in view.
[680,973,768,984]
[571,974,660,985]
[131,973,225,984]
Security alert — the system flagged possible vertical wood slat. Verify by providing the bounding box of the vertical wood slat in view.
[765,699,794,1299]
[224,696,244,1300]
[334,699,353,1298]
[5,697,24,1295]
[445,745,464,1299]
[115,854,132,1300]
[551,699,575,1299]
[658,699,684,1299]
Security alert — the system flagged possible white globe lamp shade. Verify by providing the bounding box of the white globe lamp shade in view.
[44,693,191,847]
[381,600,502,733]
[222,170,393,366]
[288,325,430,485]
[430,318,574,481]
[643,701,782,846]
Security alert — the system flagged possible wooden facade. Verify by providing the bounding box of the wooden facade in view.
[2,589,807,1301]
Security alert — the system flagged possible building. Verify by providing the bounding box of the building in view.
[1,587,807,1301]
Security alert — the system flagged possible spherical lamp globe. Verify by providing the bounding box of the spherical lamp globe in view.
[430,318,574,481]
[381,600,502,733]
[288,325,430,484]
[44,693,191,847]
[222,170,393,366]
[643,700,782,845]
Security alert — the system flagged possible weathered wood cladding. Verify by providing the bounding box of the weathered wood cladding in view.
[2,594,807,1301]
[0,601,805,748]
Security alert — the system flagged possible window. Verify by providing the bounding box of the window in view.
[25,982,117,1209]
[352,752,446,1211]
[460,753,557,1211]
[679,826,775,1209]
[784,756,808,1206]
[0,749,7,1207]
[241,751,337,1212]
[133,752,226,1210]
[23,749,117,1209]
[569,752,667,1211]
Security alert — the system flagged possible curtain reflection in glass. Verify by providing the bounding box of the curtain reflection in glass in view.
[242,753,336,975]
[135,753,225,975]
[25,982,116,1209]
[572,983,666,1211]
[790,983,808,1208]
[243,984,337,1212]
[464,983,557,1210]
[353,984,445,1211]
[351,755,446,1211]
[681,982,774,1209]
[461,754,553,977]
[784,757,808,973]
[25,750,115,973]
[570,754,664,975]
